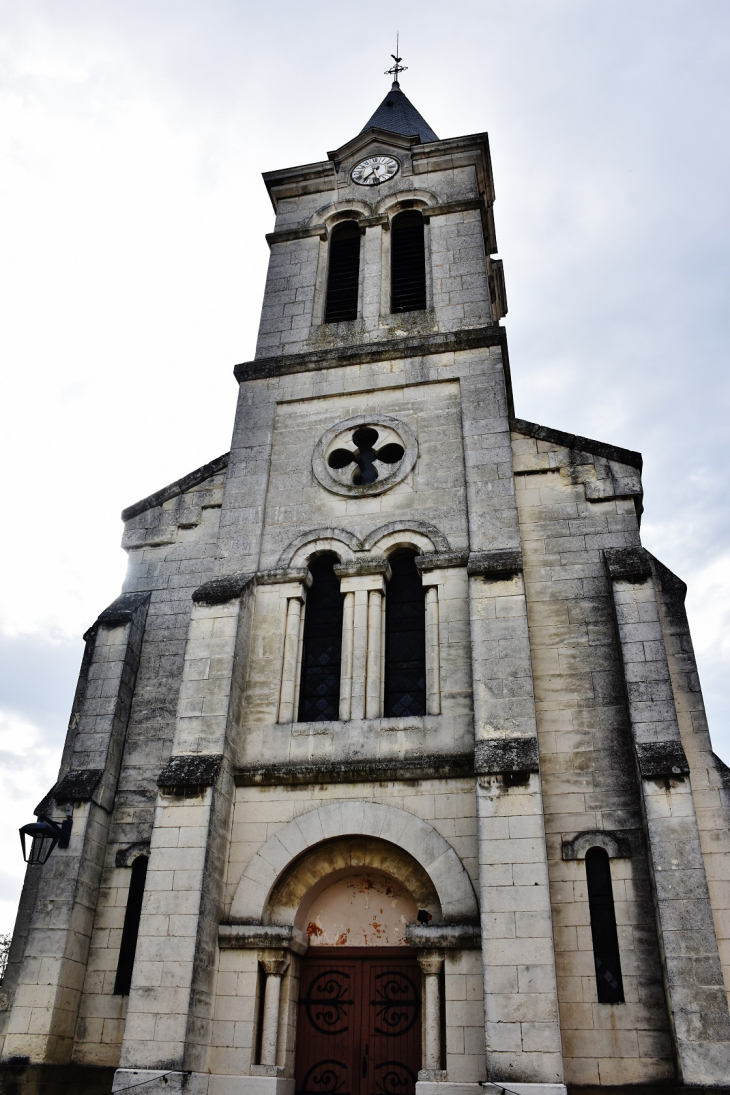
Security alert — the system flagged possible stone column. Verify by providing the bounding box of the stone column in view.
[366,589,383,718]
[339,591,355,720]
[423,583,441,716]
[605,547,730,1085]
[259,950,289,1068]
[278,584,307,724]
[417,951,445,1072]
[335,560,390,722]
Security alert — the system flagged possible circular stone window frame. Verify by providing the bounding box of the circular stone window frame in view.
[313,413,418,497]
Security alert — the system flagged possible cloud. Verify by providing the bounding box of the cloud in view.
[0,706,64,934]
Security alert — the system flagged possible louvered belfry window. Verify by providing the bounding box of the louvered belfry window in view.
[384,552,427,718]
[298,554,343,721]
[391,210,427,313]
[324,221,361,323]
[585,847,625,1004]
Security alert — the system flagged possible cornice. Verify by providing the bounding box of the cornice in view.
[234,324,506,383]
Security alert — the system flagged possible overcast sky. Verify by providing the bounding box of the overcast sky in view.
[1,0,729,935]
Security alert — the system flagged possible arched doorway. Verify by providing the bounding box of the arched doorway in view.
[295,869,421,1095]
[276,845,434,1095]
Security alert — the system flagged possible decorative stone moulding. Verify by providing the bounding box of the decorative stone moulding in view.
[474,737,540,774]
[157,753,223,795]
[467,549,523,578]
[561,829,633,861]
[634,740,690,779]
[604,546,653,582]
[192,572,255,606]
[312,413,417,497]
[115,842,151,868]
[405,923,481,949]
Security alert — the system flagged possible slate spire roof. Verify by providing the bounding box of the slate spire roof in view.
[360,81,438,143]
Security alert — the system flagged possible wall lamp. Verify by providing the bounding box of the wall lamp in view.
[19,805,73,865]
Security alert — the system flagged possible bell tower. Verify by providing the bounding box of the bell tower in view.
[252,69,506,365]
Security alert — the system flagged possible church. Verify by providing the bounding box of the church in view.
[2,59,730,1095]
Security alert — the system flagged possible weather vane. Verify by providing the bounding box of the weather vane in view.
[385,34,407,83]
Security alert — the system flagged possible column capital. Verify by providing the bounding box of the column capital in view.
[334,557,391,581]
[417,950,445,976]
[258,948,289,977]
[339,573,387,594]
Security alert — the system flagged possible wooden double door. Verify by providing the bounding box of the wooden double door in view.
[295,948,422,1095]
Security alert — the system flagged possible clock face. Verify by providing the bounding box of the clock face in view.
[351,155,400,186]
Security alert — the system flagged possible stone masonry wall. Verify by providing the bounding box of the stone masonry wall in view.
[71,471,226,1067]
[512,429,675,1086]
[653,558,730,1012]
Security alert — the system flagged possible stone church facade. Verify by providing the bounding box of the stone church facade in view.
[3,76,730,1095]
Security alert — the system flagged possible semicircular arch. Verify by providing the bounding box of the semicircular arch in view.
[277,528,363,568]
[265,836,442,928]
[363,521,450,554]
[310,201,373,233]
[375,189,439,218]
[230,801,478,925]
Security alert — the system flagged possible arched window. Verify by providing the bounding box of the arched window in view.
[298,554,343,721]
[585,847,624,1004]
[390,210,427,313]
[114,855,148,995]
[324,221,361,322]
[384,552,426,717]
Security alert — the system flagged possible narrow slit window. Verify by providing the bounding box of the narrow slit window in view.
[324,221,361,323]
[114,855,148,996]
[384,552,426,718]
[585,847,625,1004]
[391,210,427,313]
[298,554,343,721]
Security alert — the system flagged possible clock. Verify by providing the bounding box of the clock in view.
[351,155,400,186]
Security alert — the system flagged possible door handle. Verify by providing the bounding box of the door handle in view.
[362,1043,369,1077]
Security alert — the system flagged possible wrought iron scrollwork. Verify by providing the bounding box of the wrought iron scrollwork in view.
[300,970,354,1035]
[373,1060,418,1094]
[370,971,420,1036]
[298,1058,351,1095]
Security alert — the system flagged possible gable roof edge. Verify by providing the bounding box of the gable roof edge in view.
[122,453,230,522]
[511,417,642,471]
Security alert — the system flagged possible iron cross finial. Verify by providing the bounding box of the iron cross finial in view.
[384,33,407,84]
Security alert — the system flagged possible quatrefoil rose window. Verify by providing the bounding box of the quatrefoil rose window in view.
[313,414,418,496]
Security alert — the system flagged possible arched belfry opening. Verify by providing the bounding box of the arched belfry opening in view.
[324,220,361,322]
[390,209,427,313]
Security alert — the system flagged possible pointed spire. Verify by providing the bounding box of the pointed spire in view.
[360,44,438,143]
